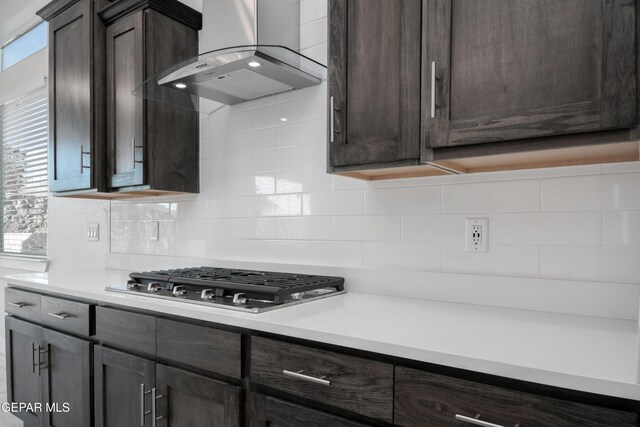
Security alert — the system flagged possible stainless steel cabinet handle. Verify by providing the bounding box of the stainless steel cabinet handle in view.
[46,312,70,320]
[36,345,47,376]
[282,369,331,386]
[455,414,514,427]
[80,145,91,173]
[140,384,152,426]
[431,61,437,118]
[8,302,27,308]
[330,96,335,143]
[31,342,37,374]
[151,388,165,427]
[133,137,143,169]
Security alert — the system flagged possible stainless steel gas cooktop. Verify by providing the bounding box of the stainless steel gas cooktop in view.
[106,267,345,313]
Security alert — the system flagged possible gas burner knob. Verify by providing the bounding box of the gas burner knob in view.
[147,282,161,293]
[172,286,186,297]
[126,280,139,290]
[232,293,247,304]
[200,289,214,300]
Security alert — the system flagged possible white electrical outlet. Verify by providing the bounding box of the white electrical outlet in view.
[465,218,488,252]
[87,223,99,242]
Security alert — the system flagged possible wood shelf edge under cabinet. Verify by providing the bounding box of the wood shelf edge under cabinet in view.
[333,140,640,181]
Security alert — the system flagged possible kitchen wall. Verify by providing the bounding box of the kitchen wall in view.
[109,0,640,320]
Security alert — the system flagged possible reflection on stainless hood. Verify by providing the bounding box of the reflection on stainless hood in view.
[133,0,325,111]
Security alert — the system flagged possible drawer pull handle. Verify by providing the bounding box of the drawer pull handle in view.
[141,384,152,426]
[8,302,27,308]
[47,312,70,320]
[455,414,518,427]
[282,369,331,386]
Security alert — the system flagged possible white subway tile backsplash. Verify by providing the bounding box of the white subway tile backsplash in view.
[442,244,539,278]
[401,215,464,244]
[364,242,440,272]
[224,128,277,155]
[206,239,251,260]
[276,119,325,147]
[170,238,206,258]
[301,0,327,24]
[603,211,640,246]
[491,212,602,246]
[332,216,401,242]
[541,246,640,284]
[187,219,229,239]
[541,173,640,211]
[300,17,327,49]
[302,241,363,267]
[276,168,332,194]
[251,240,302,264]
[275,217,332,240]
[206,198,251,218]
[443,180,540,213]
[251,194,302,217]
[228,218,276,239]
[111,203,138,221]
[365,187,441,215]
[252,97,324,130]
[303,190,363,215]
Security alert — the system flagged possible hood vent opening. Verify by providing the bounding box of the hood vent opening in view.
[133,0,325,113]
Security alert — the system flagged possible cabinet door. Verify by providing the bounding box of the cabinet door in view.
[47,0,93,192]
[328,0,421,170]
[5,317,42,427]
[248,393,365,427]
[106,12,144,189]
[95,346,155,427]
[41,328,91,427]
[155,365,240,427]
[425,0,637,148]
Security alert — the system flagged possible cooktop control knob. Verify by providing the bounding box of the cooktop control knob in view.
[172,286,186,297]
[201,289,214,300]
[232,293,247,304]
[126,280,139,290]
[147,282,161,293]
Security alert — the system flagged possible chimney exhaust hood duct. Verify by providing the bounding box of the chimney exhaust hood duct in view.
[134,0,325,112]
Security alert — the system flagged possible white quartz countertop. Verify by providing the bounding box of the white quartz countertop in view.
[4,270,639,400]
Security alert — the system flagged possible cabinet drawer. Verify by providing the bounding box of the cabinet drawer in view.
[40,295,92,337]
[250,337,393,422]
[96,306,156,357]
[394,367,637,427]
[157,318,241,379]
[5,288,41,322]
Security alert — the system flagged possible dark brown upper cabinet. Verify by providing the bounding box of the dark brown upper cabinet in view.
[37,0,109,195]
[100,0,201,195]
[328,0,640,180]
[425,0,637,148]
[327,0,422,174]
[38,0,201,198]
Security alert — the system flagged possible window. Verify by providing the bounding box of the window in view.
[0,87,48,257]
[1,22,48,71]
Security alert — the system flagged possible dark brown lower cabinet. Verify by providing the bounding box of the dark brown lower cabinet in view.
[5,316,92,427]
[394,367,637,427]
[156,365,240,427]
[41,328,92,427]
[95,346,240,427]
[6,317,42,427]
[94,346,155,427]
[248,393,366,427]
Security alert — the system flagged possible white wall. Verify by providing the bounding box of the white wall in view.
[109,0,640,320]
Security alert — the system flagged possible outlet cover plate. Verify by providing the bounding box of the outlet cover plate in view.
[465,218,488,252]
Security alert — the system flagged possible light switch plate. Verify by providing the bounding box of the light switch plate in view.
[87,223,99,241]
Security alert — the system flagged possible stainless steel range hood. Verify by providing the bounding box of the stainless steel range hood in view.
[134,0,325,111]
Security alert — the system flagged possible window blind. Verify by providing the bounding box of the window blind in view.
[0,86,48,257]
